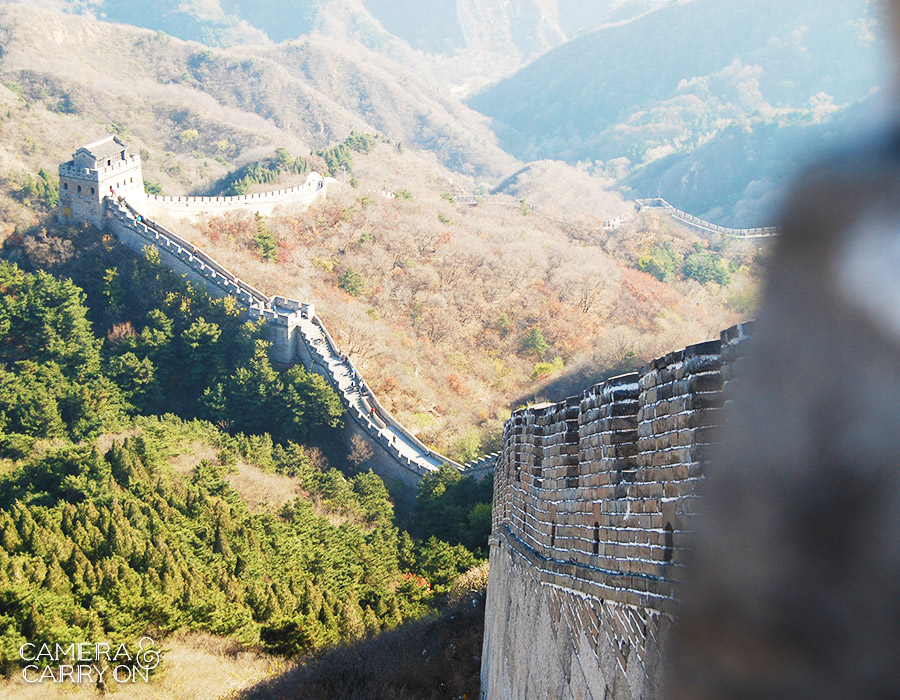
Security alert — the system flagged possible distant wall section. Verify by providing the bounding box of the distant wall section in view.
[142,173,333,219]
[102,198,494,488]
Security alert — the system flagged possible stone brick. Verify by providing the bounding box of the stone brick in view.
[482,321,748,700]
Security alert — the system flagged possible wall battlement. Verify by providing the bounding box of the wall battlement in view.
[102,196,494,487]
[54,137,496,488]
[635,197,779,237]
[143,172,332,217]
[481,323,751,700]
[60,155,142,181]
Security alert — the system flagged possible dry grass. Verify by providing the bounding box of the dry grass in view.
[237,598,486,700]
[0,633,283,700]
[226,461,301,512]
[164,441,303,513]
[95,429,139,455]
[167,442,221,475]
[103,431,305,514]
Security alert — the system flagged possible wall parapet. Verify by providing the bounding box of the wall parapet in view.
[482,324,752,699]
[635,197,780,237]
[103,196,491,481]
[114,199,270,305]
[60,155,141,181]
[145,173,329,211]
[490,330,747,604]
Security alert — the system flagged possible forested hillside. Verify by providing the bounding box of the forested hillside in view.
[145,137,758,462]
[0,244,490,688]
[0,3,763,462]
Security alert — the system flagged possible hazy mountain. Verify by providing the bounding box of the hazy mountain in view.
[468,0,892,224]
[621,96,889,226]
[0,2,516,185]
[58,0,672,51]
[30,0,672,94]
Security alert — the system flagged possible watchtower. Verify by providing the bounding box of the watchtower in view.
[58,136,145,228]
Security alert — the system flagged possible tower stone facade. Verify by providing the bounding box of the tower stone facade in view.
[58,136,144,228]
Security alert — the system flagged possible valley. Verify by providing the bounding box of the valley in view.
[0,2,762,461]
[4,1,872,697]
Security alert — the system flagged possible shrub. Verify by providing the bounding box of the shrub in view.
[19,169,58,209]
[144,180,164,195]
[179,128,199,145]
[448,561,489,606]
[338,267,366,297]
[448,428,481,464]
[638,242,679,282]
[683,247,732,285]
[253,213,278,262]
[521,327,550,359]
[531,357,564,381]
[726,286,757,313]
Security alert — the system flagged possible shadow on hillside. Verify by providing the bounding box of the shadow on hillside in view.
[515,358,639,409]
[237,597,485,700]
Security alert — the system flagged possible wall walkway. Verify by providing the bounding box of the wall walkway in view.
[105,197,495,484]
[635,197,779,238]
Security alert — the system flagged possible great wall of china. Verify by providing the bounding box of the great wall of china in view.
[635,197,780,238]
[480,322,751,699]
[143,178,328,218]
[60,136,761,699]
[58,136,496,489]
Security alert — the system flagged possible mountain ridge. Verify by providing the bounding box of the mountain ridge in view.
[468,0,890,224]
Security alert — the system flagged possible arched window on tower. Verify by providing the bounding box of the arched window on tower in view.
[76,184,81,194]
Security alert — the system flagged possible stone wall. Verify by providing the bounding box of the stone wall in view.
[102,198,495,487]
[481,325,751,700]
[58,137,495,490]
[142,173,332,218]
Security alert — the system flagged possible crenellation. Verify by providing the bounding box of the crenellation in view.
[143,173,329,217]
[483,322,749,700]
[60,139,501,495]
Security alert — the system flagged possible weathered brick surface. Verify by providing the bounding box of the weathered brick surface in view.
[482,323,752,700]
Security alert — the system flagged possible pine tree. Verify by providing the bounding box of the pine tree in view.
[338,596,366,641]
[362,606,380,636]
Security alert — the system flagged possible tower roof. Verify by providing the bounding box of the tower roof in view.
[75,136,128,163]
